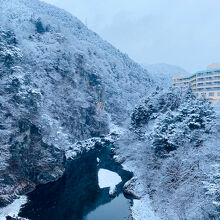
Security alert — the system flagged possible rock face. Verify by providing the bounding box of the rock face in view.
[0,0,153,206]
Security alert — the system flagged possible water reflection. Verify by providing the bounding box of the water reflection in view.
[19,147,132,220]
[84,194,131,220]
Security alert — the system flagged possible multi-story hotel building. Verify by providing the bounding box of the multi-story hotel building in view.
[173,64,220,104]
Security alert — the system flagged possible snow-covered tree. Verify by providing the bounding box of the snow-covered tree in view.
[119,87,219,219]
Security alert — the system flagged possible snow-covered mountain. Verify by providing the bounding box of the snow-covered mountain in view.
[116,88,219,220]
[0,0,154,206]
[144,63,187,87]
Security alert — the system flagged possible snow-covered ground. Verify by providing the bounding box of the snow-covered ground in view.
[116,138,162,220]
[98,168,122,195]
[0,196,27,220]
[132,195,160,220]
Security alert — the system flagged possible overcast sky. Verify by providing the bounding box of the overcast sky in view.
[43,0,220,73]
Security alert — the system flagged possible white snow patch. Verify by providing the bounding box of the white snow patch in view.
[109,186,117,196]
[131,195,161,220]
[96,157,100,163]
[0,196,28,219]
[109,122,125,135]
[98,168,122,195]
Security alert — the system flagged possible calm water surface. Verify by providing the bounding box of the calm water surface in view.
[19,146,133,220]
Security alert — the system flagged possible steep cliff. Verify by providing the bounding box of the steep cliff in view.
[0,0,154,206]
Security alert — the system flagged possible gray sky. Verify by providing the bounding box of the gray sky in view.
[43,0,220,73]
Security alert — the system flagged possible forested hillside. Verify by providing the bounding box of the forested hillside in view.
[116,88,219,219]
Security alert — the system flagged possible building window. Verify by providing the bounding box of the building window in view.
[201,93,206,97]
[218,92,220,96]
[198,78,204,81]
[209,92,214,96]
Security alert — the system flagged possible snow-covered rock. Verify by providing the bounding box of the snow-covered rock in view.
[0,196,27,219]
[96,157,100,163]
[98,168,122,196]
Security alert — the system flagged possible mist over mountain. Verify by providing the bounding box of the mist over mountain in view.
[143,63,187,87]
[0,1,219,220]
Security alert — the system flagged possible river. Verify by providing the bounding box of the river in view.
[18,145,133,220]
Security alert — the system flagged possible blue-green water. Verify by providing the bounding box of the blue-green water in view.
[84,194,131,220]
[18,146,133,220]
